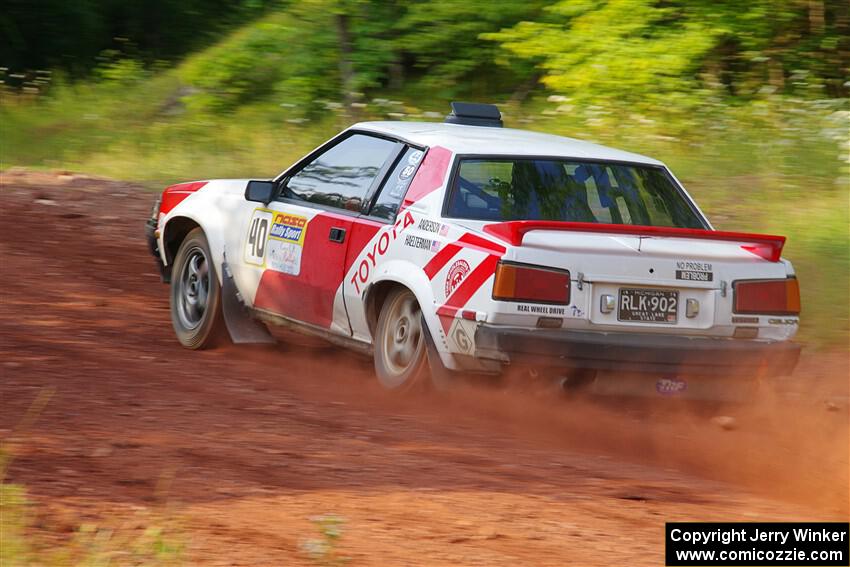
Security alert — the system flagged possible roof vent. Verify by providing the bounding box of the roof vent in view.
[444,102,503,128]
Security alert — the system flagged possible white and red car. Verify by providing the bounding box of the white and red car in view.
[146,103,801,399]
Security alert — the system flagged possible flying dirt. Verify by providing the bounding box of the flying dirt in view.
[1,170,847,565]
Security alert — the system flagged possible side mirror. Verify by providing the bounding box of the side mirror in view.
[245,180,276,204]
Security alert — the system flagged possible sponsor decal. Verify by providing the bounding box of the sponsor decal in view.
[404,234,435,251]
[676,260,713,271]
[453,326,472,353]
[437,254,501,334]
[349,211,415,294]
[400,146,451,212]
[266,212,308,276]
[517,304,566,316]
[675,261,713,282]
[408,150,423,165]
[732,316,759,324]
[244,208,274,266]
[244,209,309,273]
[676,269,713,282]
[445,259,471,298]
[399,164,416,180]
[417,219,443,233]
[656,377,687,396]
[270,213,306,242]
[768,318,798,325]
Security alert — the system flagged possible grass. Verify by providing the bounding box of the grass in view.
[0,483,185,566]
[1,69,847,346]
[0,391,184,566]
[301,515,350,566]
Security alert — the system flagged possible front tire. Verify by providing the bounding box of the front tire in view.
[374,288,429,390]
[170,228,226,349]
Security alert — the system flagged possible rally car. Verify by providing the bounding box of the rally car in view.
[146,102,801,400]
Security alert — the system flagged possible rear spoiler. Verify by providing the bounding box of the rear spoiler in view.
[483,221,786,262]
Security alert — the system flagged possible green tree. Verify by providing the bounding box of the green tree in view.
[0,0,273,78]
[394,0,545,97]
[485,0,849,103]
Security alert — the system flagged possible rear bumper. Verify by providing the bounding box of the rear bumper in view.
[474,326,801,378]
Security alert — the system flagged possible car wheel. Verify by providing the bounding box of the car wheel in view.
[374,288,429,390]
[170,228,226,349]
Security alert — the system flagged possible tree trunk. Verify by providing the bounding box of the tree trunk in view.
[808,0,825,34]
[768,55,785,90]
[336,12,356,119]
[389,56,404,91]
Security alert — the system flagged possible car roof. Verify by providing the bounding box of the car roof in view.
[351,121,664,166]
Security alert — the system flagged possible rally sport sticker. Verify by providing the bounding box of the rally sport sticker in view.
[243,208,308,276]
[266,212,307,276]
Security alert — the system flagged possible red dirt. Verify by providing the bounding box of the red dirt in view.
[1,170,848,566]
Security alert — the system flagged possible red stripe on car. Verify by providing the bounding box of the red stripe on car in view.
[423,242,462,279]
[438,254,500,333]
[422,233,505,280]
[400,146,452,211]
[436,306,458,333]
[457,233,506,255]
[159,181,208,215]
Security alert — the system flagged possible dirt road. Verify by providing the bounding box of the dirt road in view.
[1,171,847,566]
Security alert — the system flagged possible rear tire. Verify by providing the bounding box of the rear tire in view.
[170,228,226,349]
[374,288,429,391]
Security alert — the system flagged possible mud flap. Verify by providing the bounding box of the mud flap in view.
[220,256,275,344]
[422,315,455,391]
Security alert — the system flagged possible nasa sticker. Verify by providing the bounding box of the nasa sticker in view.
[408,150,423,165]
[399,164,416,180]
[445,259,471,298]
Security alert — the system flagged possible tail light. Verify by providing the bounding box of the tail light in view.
[734,278,800,315]
[492,262,570,304]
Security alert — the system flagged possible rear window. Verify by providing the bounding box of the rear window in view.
[446,158,706,228]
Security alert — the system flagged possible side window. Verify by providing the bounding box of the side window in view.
[369,147,425,220]
[285,134,396,211]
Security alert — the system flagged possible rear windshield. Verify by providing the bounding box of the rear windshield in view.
[446,158,706,228]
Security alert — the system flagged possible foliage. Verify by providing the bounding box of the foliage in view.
[484,0,718,105]
[176,0,549,115]
[0,482,31,566]
[392,0,546,96]
[0,0,275,78]
[0,389,184,565]
[485,0,850,105]
[2,446,183,566]
[0,482,184,566]
[301,515,349,566]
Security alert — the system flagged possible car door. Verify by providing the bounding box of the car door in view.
[343,145,427,342]
[246,132,401,334]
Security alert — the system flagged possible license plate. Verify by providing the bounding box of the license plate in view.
[618,288,679,323]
